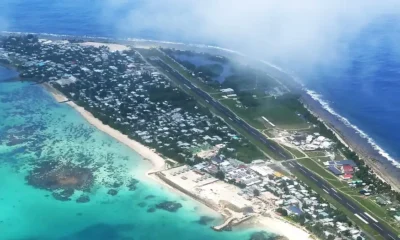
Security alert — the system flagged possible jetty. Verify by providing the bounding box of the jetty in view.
[212,216,236,231]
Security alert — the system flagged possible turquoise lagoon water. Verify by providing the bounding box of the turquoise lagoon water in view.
[0,67,274,240]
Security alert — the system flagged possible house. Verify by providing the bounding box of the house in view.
[220,88,234,94]
[336,160,357,167]
[342,173,353,180]
[328,166,342,175]
[342,165,354,174]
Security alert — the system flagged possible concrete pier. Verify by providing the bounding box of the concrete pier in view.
[212,216,236,231]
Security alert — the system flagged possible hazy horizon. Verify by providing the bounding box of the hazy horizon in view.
[97,0,400,75]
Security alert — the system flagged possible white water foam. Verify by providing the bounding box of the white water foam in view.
[305,89,399,166]
[2,30,398,167]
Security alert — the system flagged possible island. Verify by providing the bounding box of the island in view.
[1,33,399,240]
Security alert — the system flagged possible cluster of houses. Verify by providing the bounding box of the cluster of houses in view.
[285,132,336,151]
[220,88,238,99]
[1,35,369,240]
[193,157,365,240]
[324,160,357,180]
[0,34,261,164]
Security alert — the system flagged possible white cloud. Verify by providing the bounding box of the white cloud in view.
[104,0,400,72]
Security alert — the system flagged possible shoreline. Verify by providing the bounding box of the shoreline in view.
[301,92,400,191]
[42,83,166,173]
[3,31,400,175]
[42,83,310,240]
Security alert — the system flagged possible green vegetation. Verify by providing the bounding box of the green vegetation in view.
[216,170,225,180]
[296,158,400,236]
[222,96,309,129]
[161,48,310,130]
[292,170,385,240]
[281,145,306,158]
[138,48,288,160]
[140,47,400,237]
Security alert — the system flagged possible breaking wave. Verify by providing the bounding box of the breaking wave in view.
[2,30,398,167]
[305,89,399,166]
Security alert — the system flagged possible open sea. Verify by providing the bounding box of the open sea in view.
[0,0,400,239]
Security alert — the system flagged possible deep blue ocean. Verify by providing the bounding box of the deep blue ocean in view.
[2,0,399,164]
[0,2,399,240]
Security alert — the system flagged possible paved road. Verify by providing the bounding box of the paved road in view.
[151,57,400,240]
[151,58,291,160]
[283,161,400,240]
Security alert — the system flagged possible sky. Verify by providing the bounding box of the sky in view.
[0,0,399,74]
[102,0,400,74]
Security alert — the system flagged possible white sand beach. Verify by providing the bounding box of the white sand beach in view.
[43,83,313,240]
[253,215,312,240]
[68,101,166,172]
[43,83,165,172]
[79,42,130,52]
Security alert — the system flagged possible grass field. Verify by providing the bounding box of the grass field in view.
[281,145,307,158]
[221,95,310,130]
[306,151,328,158]
[136,48,288,160]
[292,169,385,240]
[296,158,400,236]
[155,49,311,131]
[137,47,400,238]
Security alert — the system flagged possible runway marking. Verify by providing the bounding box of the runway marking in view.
[331,188,337,193]
[288,163,294,168]
[388,234,395,240]
[354,213,369,224]
[300,169,306,173]
[323,189,329,194]
[271,146,276,150]
[364,212,378,223]
[279,152,286,158]
[346,203,355,210]
[310,176,318,182]
[333,193,342,200]
[373,223,383,231]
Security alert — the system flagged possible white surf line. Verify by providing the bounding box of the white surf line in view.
[373,223,383,231]
[346,203,355,210]
[364,212,378,223]
[331,188,337,193]
[323,189,329,194]
[354,214,369,224]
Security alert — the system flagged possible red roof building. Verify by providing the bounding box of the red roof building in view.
[342,173,353,180]
[342,165,354,174]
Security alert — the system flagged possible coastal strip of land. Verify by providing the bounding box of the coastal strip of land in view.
[43,83,165,172]
[43,83,311,240]
[3,33,395,238]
